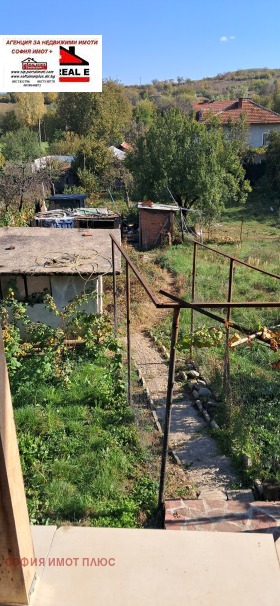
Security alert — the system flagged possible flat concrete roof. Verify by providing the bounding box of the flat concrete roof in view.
[0,227,121,276]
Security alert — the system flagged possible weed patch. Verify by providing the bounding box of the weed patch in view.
[1,291,158,527]
[149,203,280,484]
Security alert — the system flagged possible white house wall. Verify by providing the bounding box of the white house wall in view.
[27,276,99,328]
[50,276,98,311]
[249,124,280,147]
[1,275,101,331]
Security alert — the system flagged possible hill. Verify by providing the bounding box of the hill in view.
[124,68,280,112]
[1,69,280,117]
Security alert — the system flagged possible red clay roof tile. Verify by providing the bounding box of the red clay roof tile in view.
[193,98,280,124]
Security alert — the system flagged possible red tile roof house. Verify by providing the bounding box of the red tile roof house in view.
[192,98,280,148]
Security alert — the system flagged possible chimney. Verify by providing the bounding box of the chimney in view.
[238,98,244,108]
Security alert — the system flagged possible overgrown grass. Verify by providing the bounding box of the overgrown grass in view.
[2,292,158,528]
[151,200,280,483]
[13,354,158,527]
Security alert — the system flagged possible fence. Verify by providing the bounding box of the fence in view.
[110,235,280,508]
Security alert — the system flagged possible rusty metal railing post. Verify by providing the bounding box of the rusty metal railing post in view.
[111,237,118,336]
[158,307,180,509]
[190,240,197,359]
[223,258,234,405]
[125,260,131,406]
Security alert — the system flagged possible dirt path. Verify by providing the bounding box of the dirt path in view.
[131,331,240,496]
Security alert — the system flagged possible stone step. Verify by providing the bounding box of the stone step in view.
[165,498,280,539]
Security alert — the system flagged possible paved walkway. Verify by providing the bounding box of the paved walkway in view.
[131,332,280,540]
[131,331,239,495]
[165,498,280,538]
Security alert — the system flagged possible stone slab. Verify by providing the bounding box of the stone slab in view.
[198,488,227,501]
[226,489,254,502]
[174,434,237,489]
[29,526,280,606]
[165,499,280,538]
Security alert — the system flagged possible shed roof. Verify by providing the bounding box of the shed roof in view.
[45,194,88,201]
[34,207,121,219]
[0,228,121,276]
[32,155,74,172]
[109,146,126,161]
[138,202,179,212]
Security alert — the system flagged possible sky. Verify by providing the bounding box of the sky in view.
[1,0,280,85]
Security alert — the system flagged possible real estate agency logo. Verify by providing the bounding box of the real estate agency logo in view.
[22,58,47,70]
[59,45,90,83]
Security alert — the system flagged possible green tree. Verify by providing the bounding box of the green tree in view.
[101,157,133,207]
[44,92,58,105]
[0,161,42,211]
[54,92,95,136]
[15,93,46,128]
[71,137,114,195]
[225,113,249,154]
[48,131,83,156]
[75,168,98,196]
[134,99,156,127]
[73,137,113,176]
[271,81,280,114]
[0,110,21,135]
[126,108,251,225]
[1,127,42,162]
[55,81,132,144]
[263,132,280,210]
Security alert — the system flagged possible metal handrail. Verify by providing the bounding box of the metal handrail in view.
[110,234,178,309]
[110,234,280,511]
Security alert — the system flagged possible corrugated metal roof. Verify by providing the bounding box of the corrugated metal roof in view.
[138,203,179,212]
[109,146,126,161]
[32,155,75,171]
[45,194,88,201]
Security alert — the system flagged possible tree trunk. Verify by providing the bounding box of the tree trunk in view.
[124,185,131,208]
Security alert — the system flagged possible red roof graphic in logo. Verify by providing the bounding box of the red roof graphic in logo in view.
[22,58,47,70]
[59,46,89,66]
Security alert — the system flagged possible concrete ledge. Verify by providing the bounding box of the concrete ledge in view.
[26,526,280,606]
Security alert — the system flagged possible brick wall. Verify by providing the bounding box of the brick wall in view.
[139,209,173,250]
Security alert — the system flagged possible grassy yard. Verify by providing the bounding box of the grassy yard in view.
[2,293,158,527]
[149,198,280,484]
[14,357,157,527]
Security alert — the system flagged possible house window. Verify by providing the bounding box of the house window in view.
[0,275,51,302]
[0,276,26,300]
[262,132,270,146]
[26,276,51,303]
